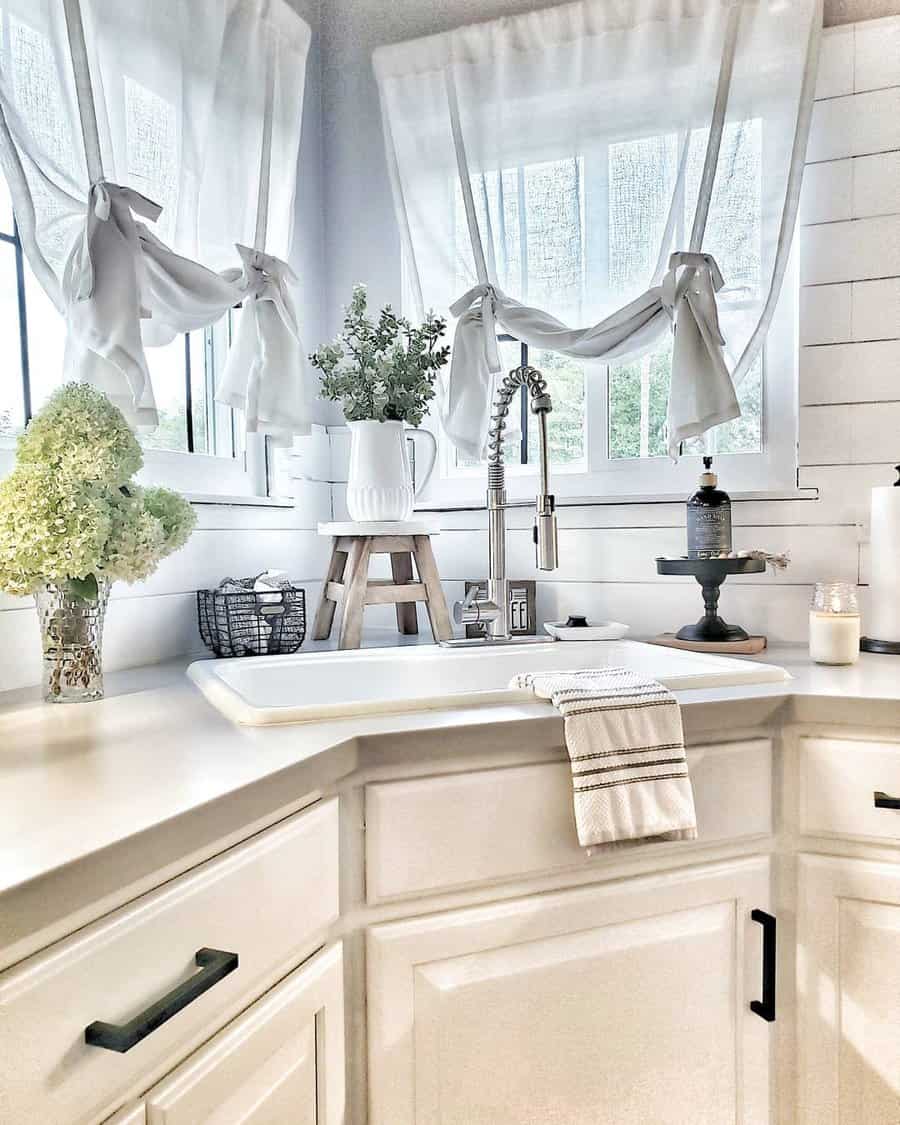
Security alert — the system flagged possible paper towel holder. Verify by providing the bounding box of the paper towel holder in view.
[860,466,900,654]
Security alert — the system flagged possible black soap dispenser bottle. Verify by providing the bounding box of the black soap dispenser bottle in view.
[687,457,732,558]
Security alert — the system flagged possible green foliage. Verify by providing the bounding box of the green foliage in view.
[311,285,449,427]
[0,383,196,596]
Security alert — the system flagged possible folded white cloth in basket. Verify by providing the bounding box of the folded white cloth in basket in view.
[511,667,697,850]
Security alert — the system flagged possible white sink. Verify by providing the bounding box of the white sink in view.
[188,640,790,726]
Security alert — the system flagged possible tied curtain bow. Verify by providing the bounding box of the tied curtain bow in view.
[216,244,314,447]
[374,0,821,462]
[446,251,735,460]
[63,181,166,426]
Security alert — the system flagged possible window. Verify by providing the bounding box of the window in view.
[423,120,796,506]
[0,175,264,497]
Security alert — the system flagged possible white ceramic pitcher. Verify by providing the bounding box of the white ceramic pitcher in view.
[346,420,437,522]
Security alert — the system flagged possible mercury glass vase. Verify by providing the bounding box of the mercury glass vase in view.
[35,578,110,703]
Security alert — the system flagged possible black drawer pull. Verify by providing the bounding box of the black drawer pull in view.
[85,948,238,1053]
[750,909,776,1023]
[874,791,900,810]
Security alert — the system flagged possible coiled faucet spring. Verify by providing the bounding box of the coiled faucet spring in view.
[486,365,552,489]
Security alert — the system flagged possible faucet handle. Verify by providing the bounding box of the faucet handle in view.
[534,498,558,572]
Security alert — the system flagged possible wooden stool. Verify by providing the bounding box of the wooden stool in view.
[312,522,452,649]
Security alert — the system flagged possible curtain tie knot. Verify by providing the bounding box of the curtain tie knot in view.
[661,251,726,346]
[234,244,299,339]
[450,282,501,373]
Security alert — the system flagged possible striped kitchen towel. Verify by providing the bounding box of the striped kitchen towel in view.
[511,667,697,850]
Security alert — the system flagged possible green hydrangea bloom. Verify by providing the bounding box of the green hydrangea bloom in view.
[0,385,197,596]
[0,467,112,596]
[17,382,143,487]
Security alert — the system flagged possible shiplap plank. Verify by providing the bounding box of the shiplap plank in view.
[532,581,823,646]
[850,277,900,340]
[800,159,852,224]
[430,524,857,586]
[800,283,852,344]
[801,214,900,284]
[0,580,328,694]
[799,463,899,525]
[854,15,900,93]
[816,24,855,99]
[0,529,329,613]
[800,402,900,465]
[800,340,900,404]
[807,87,900,162]
[853,150,900,218]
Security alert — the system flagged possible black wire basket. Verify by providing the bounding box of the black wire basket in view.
[197,583,306,658]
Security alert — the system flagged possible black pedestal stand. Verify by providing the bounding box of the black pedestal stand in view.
[860,636,900,655]
[656,557,767,642]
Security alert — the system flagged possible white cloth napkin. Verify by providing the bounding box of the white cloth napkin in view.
[511,667,697,851]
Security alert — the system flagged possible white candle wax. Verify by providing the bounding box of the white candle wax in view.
[809,611,860,665]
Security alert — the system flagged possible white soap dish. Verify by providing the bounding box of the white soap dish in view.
[544,620,630,641]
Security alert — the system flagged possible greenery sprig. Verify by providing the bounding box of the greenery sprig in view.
[310,284,449,427]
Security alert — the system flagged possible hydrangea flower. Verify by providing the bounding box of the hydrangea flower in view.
[17,381,143,487]
[0,384,196,597]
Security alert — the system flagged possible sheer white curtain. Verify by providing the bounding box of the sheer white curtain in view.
[0,0,313,441]
[374,0,821,461]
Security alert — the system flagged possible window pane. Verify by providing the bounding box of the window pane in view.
[682,358,762,457]
[608,117,764,462]
[609,339,762,460]
[188,330,209,454]
[526,349,585,467]
[608,343,673,460]
[141,337,188,452]
[0,244,24,434]
[24,267,66,414]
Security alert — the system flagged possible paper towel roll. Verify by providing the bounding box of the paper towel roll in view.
[869,482,900,643]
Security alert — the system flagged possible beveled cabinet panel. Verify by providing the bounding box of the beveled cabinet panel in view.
[368,857,773,1125]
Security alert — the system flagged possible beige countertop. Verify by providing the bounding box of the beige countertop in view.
[2,636,900,968]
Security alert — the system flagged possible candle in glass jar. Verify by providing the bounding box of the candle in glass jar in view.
[809,582,860,665]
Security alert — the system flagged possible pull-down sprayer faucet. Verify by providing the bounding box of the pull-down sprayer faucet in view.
[448,365,559,643]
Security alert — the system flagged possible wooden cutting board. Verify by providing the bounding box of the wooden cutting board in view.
[649,633,768,654]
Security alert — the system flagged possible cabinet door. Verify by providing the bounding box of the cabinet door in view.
[797,856,900,1125]
[146,943,344,1125]
[368,859,773,1125]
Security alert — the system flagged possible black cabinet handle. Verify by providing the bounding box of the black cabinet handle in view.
[750,909,776,1023]
[85,948,238,1053]
[874,791,900,810]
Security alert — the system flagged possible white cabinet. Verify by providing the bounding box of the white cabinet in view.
[368,857,774,1125]
[797,856,900,1125]
[145,943,345,1125]
[0,799,339,1125]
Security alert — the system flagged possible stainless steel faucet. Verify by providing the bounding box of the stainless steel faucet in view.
[449,364,559,643]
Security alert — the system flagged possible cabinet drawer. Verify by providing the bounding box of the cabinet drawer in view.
[366,740,772,902]
[801,737,900,843]
[146,943,345,1125]
[0,799,339,1125]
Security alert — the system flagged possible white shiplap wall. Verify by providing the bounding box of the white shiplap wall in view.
[339,18,900,647]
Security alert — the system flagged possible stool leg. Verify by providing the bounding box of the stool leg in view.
[339,538,372,650]
[412,535,452,643]
[390,552,419,635]
[312,539,347,641]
